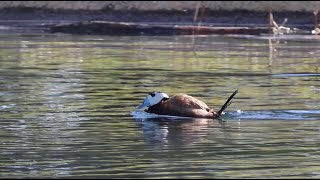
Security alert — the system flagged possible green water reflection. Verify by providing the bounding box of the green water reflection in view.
[0,31,320,178]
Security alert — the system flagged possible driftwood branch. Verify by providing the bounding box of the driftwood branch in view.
[49,21,269,36]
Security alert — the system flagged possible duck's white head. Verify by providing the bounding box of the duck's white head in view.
[136,91,169,109]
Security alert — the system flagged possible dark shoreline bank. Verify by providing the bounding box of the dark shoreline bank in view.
[0,7,316,35]
[0,8,315,26]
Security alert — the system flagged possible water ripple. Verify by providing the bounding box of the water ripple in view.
[228,109,320,121]
[131,109,320,121]
[0,104,16,110]
[272,73,320,77]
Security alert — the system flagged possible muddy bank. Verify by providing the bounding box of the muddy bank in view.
[0,7,316,35]
[0,1,318,12]
[0,7,315,26]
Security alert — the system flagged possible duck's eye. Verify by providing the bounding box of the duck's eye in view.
[149,92,155,97]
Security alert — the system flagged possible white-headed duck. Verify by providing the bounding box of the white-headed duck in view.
[136,90,238,119]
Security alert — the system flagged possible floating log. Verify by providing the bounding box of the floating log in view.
[49,21,269,35]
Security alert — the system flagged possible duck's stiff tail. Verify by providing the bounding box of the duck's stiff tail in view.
[217,89,238,117]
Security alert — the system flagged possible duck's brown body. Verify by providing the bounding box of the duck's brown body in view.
[146,94,220,119]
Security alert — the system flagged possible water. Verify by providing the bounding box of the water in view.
[0,26,320,178]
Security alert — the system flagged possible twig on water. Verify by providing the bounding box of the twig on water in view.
[312,1,320,35]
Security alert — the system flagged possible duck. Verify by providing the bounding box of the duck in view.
[136,90,238,119]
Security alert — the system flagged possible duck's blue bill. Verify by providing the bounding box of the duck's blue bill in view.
[136,98,150,109]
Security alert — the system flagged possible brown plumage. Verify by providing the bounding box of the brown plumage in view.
[143,90,238,119]
[146,93,218,118]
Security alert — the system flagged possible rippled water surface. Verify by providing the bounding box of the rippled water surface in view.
[1,27,320,178]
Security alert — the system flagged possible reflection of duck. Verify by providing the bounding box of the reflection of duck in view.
[136,90,238,119]
[133,117,227,146]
